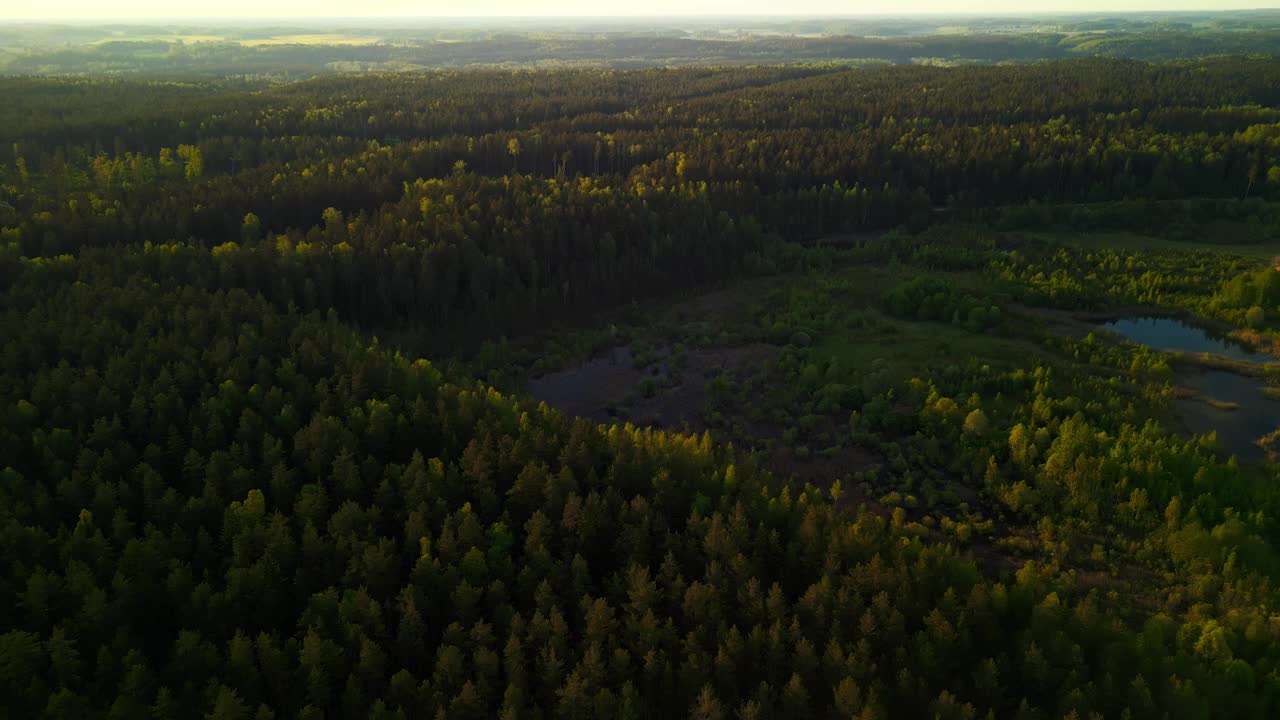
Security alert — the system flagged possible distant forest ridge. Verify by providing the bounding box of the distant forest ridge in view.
[4,11,1280,77]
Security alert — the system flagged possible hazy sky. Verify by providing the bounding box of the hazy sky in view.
[2,1,1273,21]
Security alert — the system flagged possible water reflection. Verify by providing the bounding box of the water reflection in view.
[1102,317,1264,362]
[1176,370,1279,464]
[1102,317,1278,462]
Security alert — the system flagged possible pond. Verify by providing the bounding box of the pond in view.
[1101,317,1266,362]
[1101,316,1279,462]
[1176,370,1280,464]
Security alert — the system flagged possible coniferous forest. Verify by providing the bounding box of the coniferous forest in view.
[9,15,1280,720]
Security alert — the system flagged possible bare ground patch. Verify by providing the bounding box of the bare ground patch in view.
[527,346,641,424]
[528,342,780,431]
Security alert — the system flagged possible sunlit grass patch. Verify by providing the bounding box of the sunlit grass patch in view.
[1042,230,1280,260]
[239,34,383,47]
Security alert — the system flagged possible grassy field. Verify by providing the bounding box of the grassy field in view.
[239,35,384,47]
[1039,230,1280,260]
[811,311,1030,377]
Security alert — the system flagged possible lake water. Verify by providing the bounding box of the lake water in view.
[1176,370,1277,464]
[1101,317,1278,462]
[1101,317,1266,362]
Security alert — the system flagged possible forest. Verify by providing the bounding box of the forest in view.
[6,11,1280,77]
[7,34,1280,720]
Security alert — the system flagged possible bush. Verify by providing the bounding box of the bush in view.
[1246,305,1266,328]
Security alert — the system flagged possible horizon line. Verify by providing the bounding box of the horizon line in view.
[5,8,1280,23]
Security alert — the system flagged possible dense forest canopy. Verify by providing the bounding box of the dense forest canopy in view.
[7,21,1280,719]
